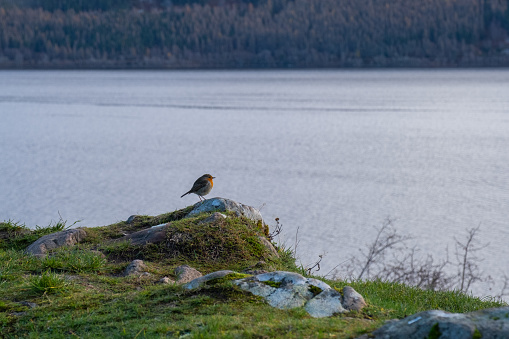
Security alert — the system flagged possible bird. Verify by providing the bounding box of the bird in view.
[181,174,215,202]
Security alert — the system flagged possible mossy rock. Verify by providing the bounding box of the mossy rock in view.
[100,212,279,273]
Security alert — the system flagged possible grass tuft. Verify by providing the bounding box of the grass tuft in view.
[28,270,69,295]
[42,247,107,273]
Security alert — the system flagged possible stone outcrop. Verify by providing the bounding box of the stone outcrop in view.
[175,265,203,284]
[367,306,509,339]
[187,197,263,222]
[123,259,148,276]
[257,236,279,258]
[183,270,366,318]
[198,212,227,224]
[113,224,168,246]
[156,277,174,284]
[25,228,87,258]
[183,270,236,290]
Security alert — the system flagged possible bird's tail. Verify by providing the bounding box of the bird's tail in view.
[181,191,191,198]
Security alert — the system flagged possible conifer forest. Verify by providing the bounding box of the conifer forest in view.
[1,0,508,68]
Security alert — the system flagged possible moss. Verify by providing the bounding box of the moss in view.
[262,280,282,288]
[82,206,193,245]
[334,286,344,295]
[204,273,252,285]
[473,327,482,339]
[428,323,441,339]
[309,285,323,296]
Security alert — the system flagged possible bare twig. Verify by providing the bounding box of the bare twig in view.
[356,217,411,280]
[268,217,283,242]
[454,224,488,292]
[306,254,324,275]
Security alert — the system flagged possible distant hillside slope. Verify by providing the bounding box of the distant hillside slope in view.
[1,0,508,68]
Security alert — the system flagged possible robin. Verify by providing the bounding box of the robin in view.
[181,174,215,202]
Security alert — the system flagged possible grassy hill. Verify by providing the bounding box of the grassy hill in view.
[0,208,506,338]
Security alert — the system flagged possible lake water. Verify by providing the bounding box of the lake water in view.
[1,69,508,297]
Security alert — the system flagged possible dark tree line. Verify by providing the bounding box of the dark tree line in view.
[0,0,508,68]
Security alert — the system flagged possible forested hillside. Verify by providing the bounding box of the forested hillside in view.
[1,0,508,68]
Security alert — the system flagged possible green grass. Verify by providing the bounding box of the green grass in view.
[0,219,73,251]
[0,210,506,338]
[28,270,70,295]
[41,247,107,273]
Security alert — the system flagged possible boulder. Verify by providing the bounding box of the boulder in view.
[305,288,345,318]
[113,224,168,246]
[124,259,147,276]
[156,277,174,284]
[187,198,263,222]
[198,212,227,224]
[343,286,367,311]
[175,265,203,284]
[257,236,279,258]
[183,270,235,290]
[233,271,366,318]
[369,306,509,339]
[25,228,87,258]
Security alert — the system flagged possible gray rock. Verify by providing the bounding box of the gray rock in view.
[187,198,263,222]
[256,271,331,291]
[113,224,169,246]
[343,286,367,311]
[235,277,277,298]
[25,228,87,258]
[257,236,279,258]
[184,270,235,290]
[370,306,509,339]
[198,212,227,224]
[157,277,174,284]
[175,265,203,284]
[266,284,313,309]
[124,259,147,276]
[234,271,365,318]
[126,215,138,224]
[305,288,345,318]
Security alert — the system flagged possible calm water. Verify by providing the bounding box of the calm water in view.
[1,69,508,296]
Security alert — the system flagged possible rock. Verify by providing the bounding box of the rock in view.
[184,270,235,290]
[370,306,509,339]
[175,265,203,284]
[25,228,87,258]
[198,212,227,224]
[266,284,313,309]
[124,260,147,276]
[257,236,279,258]
[342,286,367,311]
[157,277,174,284]
[234,271,366,318]
[305,288,345,318]
[113,224,169,246]
[187,198,263,222]
[126,215,138,224]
